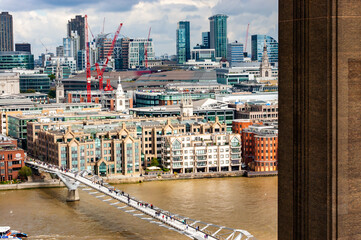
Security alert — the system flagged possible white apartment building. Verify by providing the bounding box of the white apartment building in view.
[162,132,242,173]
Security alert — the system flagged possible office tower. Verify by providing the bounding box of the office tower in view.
[202,32,210,49]
[128,38,154,69]
[176,21,190,64]
[96,35,112,62]
[77,50,86,71]
[0,12,13,51]
[56,46,64,57]
[251,35,278,63]
[120,37,131,69]
[227,41,244,67]
[63,31,80,58]
[15,43,31,53]
[113,39,122,70]
[67,15,85,50]
[209,14,228,58]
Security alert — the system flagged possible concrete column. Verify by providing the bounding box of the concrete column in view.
[66,189,80,202]
[279,0,361,239]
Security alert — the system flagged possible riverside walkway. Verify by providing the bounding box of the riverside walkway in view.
[26,160,255,240]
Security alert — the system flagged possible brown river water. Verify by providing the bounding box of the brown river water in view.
[0,177,277,240]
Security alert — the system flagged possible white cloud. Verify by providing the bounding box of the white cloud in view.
[3,0,278,57]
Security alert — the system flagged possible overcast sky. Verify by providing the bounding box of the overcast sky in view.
[1,0,278,58]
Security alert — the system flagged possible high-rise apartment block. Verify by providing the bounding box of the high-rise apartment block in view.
[176,21,190,64]
[67,15,85,50]
[0,12,13,51]
[209,14,228,58]
[15,43,31,53]
[227,41,244,67]
[251,35,278,63]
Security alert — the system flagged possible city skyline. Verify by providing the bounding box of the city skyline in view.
[1,0,278,58]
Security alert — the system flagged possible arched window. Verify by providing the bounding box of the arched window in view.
[265,71,269,77]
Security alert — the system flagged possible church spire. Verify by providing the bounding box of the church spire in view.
[259,39,271,78]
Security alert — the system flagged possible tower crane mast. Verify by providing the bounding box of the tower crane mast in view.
[244,23,250,56]
[95,23,123,91]
[145,27,151,68]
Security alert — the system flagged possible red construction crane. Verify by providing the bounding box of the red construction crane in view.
[144,27,151,68]
[104,79,114,91]
[85,15,92,103]
[96,23,123,91]
[244,23,250,55]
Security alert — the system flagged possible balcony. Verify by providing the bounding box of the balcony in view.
[197,161,207,167]
[231,144,241,148]
[231,160,240,165]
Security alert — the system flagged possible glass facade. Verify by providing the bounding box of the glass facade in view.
[251,35,278,63]
[209,14,228,58]
[176,21,190,64]
[44,65,71,79]
[227,42,244,67]
[0,52,34,70]
[135,92,215,107]
[202,32,210,49]
[191,49,215,61]
[19,74,50,93]
[77,50,86,70]
[128,39,154,68]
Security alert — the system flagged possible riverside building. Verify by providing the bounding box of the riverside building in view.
[27,115,226,171]
[162,131,242,173]
[240,124,278,172]
[36,125,141,176]
[0,134,25,181]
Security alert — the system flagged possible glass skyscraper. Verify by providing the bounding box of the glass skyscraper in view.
[176,21,190,64]
[251,35,278,63]
[227,41,244,67]
[209,14,228,58]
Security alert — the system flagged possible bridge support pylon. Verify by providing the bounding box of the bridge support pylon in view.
[66,189,80,202]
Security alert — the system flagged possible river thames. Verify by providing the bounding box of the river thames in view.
[0,177,277,240]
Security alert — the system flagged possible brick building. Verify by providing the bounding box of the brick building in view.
[236,124,278,172]
[231,100,278,122]
[0,135,25,181]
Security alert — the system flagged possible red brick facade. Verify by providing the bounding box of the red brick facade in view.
[0,146,25,181]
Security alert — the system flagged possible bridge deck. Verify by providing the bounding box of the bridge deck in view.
[26,160,255,240]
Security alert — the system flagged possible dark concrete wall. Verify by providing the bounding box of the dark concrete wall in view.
[279,0,361,239]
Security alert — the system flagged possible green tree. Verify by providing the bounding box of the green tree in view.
[150,157,159,167]
[48,74,56,81]
[18,166,32,179]
[25,89,36,93]
[48,88,56,98]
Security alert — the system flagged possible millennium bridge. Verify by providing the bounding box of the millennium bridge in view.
[26,160,255,240]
